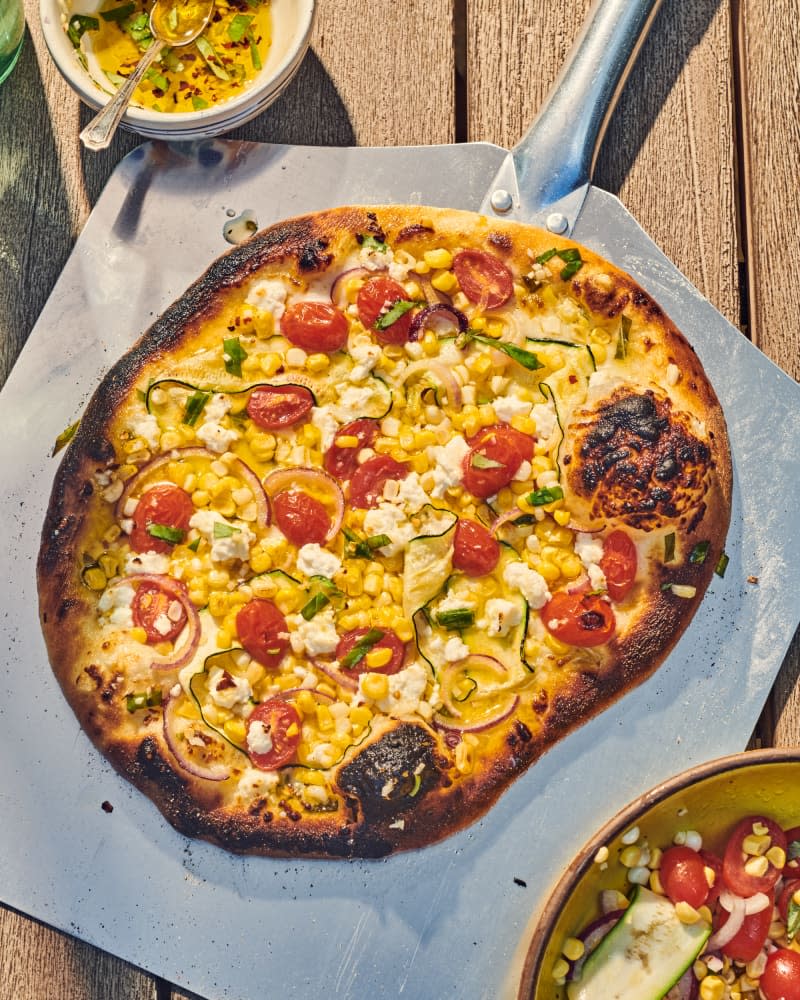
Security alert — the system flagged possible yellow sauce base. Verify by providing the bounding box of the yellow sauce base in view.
[87,0,272,113]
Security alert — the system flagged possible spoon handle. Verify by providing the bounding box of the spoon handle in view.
[80,38,166,152]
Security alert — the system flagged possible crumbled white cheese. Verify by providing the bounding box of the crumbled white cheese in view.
[189,510,255,563]
[286,347,307,368]
[287,607,340,657]
[444,636,470,662]
[296,543,342,580]
[128,412,161,450]
[237,768,280,799]
[124,551,170,575]
[483,598,523,637]
[247,719,274,756]
[362,661,430,718]
[246,278,287,318]
[363,503,416,557]
[331,384,378,422]
[196,419,239,454]
[575,532,607,590]
[503,561,551,609]
[98,583,135,628]
[513,459,533,482]
[348,335,382,382]
[208,666,252,709]
[531,402,557,440]
[436,591,475,614]
[427,434,470,497]
[492,391,532,423]
[311,405,339,452]
[391,471,431,514]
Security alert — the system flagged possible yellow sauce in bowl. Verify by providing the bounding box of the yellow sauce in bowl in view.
[67,0,272,113]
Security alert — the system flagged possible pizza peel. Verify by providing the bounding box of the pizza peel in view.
[2,1,800,998]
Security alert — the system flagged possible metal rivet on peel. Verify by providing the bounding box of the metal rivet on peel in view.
[490,189,513,213]
[546,212,569,234]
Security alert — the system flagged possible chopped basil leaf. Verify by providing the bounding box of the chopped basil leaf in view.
[247,29,261,70]
[536,248,559,264]
[213,522,240,539]
[435,608,475,630]
[147,523,184,544]
[664,531,676,563]
[788,898,800,940]
[471,453,505,470]
[123,11,151,44]
[375,299,421,331]
[192,95,209,110]
[228,13,253,42]
[187,537,201,552]
[52,419,80,456]
[534,247,584,279]
[788,839,800,860]
[361,234,389,253]
[465,331,544,371]
[715,551,729,578]
[145,67,169,92]
[223,336,248,377]
[560,258,584,280]
[341,629,385,669]
[183,389,210,426]
[343,527,391,558]
[366,533,391,550]
[615,315,632,360]
[68,14,99,46]
[101,2,136,22]
[196,36,230,80]
[690,541,710,564]
[301,593,329,621]
[528,485,564,506]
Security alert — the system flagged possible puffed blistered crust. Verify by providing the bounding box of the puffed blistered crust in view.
[38,206,731,858]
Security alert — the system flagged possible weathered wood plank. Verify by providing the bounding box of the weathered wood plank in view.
[465,0,740,326]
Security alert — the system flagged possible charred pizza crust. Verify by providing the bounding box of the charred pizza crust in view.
[38,206,732,858]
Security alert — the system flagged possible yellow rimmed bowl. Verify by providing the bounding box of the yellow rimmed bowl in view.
[39,0,315,140]
[518,748,800,999]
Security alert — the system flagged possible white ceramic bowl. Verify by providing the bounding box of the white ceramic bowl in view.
[40,0,315,140]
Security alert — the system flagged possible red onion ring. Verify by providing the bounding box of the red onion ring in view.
[115,446,269,529]
[109,573,201,671]
[262,467,345,543]
[330,266,383,308]
[490,507,532,535]
[398,360,462,408]
[706,891,746,950]
[312,659,358,692]
[433,693,519,733]
[162,690,231,782]
[438,654,508,718]
[279,686,336,703]
[414,271,453,306]
[408,304,468,342]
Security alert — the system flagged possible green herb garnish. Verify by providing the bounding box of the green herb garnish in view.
[183,390,211,426]
[361,234,389,253]
[410,772,423,796]
[100,2,136,22]
[435,609,475,631]
[123,11,152,44]
[67,14,99,46]
[535,247,584,280]
[343,527,391,558]
[536,249,559,264]
[126,688,162,713]
[228,13,253,42]
[664,531,676,563]
[341,629,385,669]
[690,541,710,565]
[247,29,261,69]
[52,419,80,456]
[715,551,729,578]
[788,898,800,940]
[145,67,169,92]
[223,336,248,377]
[471,453,505,470]
[187,537,201,552]
[615,315,632,360]
[147,523,184,544]
[301,593,330,621]
[192,95,209,110]
[213,522,240,539]
[375,300,421,331]
[528,486,564,506]
[196,36,230,80]
[463,331,544,371]
[788,839,800,860]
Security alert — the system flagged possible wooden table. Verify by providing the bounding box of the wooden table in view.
[1,0,798,995]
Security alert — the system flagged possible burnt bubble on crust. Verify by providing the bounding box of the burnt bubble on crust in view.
[337,724,445,823]
[569,390,711,530]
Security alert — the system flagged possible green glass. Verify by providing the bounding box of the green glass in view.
[0,0,24,86]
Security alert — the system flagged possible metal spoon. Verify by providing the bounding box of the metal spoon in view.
[79,0,215,151]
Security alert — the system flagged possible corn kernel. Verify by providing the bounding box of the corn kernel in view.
[562,938,584,962]
[130,626,148,644]
[365,646,393,669]
[176,700,201,720]
[188,587,208,607]
[620,845,642,868]
[82,567,107,590]
[536,560,561,583]
[223,719,247,744]
[216,628,232,648]
[766,845,786,868]
[306,353,330,373]
[744,855,769,877]
[191,489,210,508]
[697,905,713,924]
[420,329,439,357]
[649,870,664,894]
[675,901,701,924]
[544,633,571,657]
[455,740,474,774]
[335,435,360,448]
[361,672,389,701]
[275,587,301,614]
[699,976,726,1000]
[551,959,569,981]
[363,573,383,597]
[430,270,458,294]
[553,508,571,527]
[249,546,273,574]
[208,593,230,617]
[315,704,334,732]
[349,705,373,728]
[742,833,771,856]
[424,248,453,269]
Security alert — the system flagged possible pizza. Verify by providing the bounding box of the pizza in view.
[37,205,732,858]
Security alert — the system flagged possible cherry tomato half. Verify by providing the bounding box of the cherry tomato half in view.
[246,698,301,770]
[452,250,514,310]
[246,384,314,430]
[452,519,500,577]
[357,275,416,344]
[336,627,406,677]
[323,418,379,480]
[272,490,331,546]
[600,530,638,602]
[659,846,710,908]
[723,815,787,897]
[462,424,532,499]
[542,591,616,647]
[131,581,188,644]
[236,599,289,670]
[130,483,193,554]
[281,301,349,353]
[760,948,800,1000]
[700,849,724,907]
[714,900,773,962]
[348,454,409,508]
